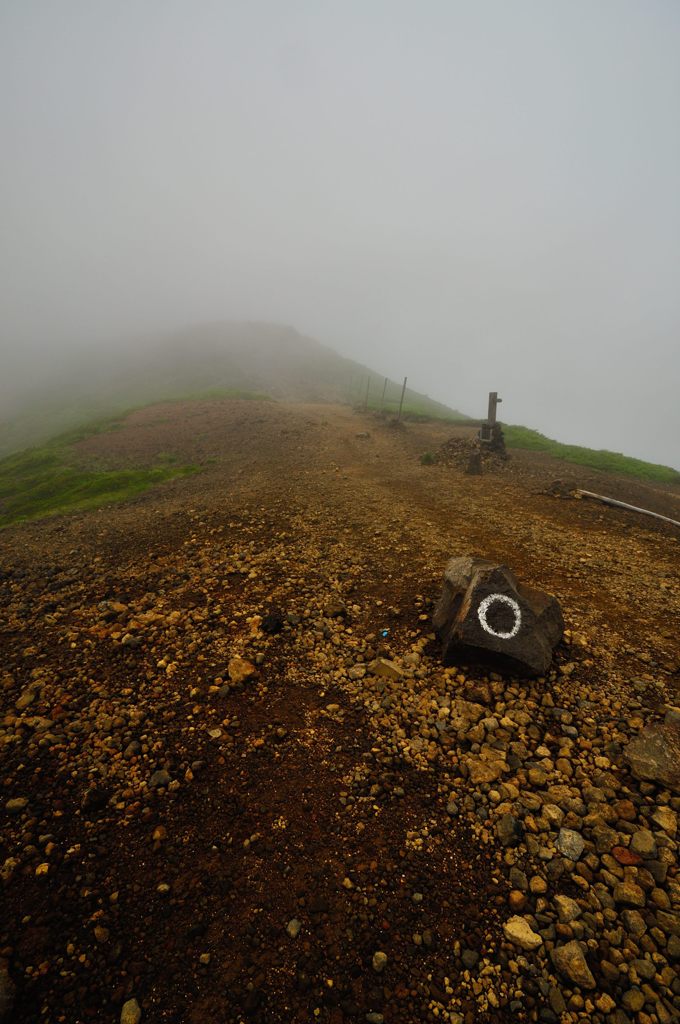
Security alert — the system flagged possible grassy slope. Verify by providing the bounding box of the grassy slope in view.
[503,424,680,484]
[0,419,198,528]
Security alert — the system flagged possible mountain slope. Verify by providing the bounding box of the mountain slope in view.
[0,322,468,457]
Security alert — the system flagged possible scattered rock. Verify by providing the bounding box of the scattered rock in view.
[503,916,543,951]
[496,812,523,847]
[81,786,110,812]
[372,951,388,973]
[368,658,404,681]
[550,941,596,989]
[4,797,28,815]
[261,608,284,634]
[556,827,585,861]
[148,770,171,789]
[120,998,142,1024]
[553,894,582,924]
[228,657,257,685]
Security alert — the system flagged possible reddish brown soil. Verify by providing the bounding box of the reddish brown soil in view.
[1,400,678,1024]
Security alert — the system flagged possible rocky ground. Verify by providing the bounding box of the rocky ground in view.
[1,399,679,1024]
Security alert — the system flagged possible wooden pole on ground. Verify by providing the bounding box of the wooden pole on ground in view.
[364,377,371,412]
[575,490,680,528]
[397,376,408,421]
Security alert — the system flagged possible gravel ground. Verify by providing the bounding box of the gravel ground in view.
[1,399,679,1024]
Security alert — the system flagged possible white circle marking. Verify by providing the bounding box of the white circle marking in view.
[477,593,522,640]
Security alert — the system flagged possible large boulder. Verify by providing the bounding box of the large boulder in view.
[433,556,564,676]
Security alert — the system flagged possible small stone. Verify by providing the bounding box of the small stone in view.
[554,894,582,924]
[4,798,28,815]
[556,828,584,860]
[80,786,110,812]
[368,659,403,681]
[595,993,616,1013]
[497,813,522,847]
[612,845,642,866]
[503,916,543,952]
[622,909,646,938]
[148,770,170,789]
[286,918,301,938]
[621,987,645,1012]
[372,951,388,973]
[630,828,657,860]
[508,890,527,911]
[550,940,596,989]
[120,998,142,1024]
[651,806,677,836]
[613,881,645,908]
[199,953,210,965]
[15,689,36,710]
[548,986,566,1015]
[228,657,257,684]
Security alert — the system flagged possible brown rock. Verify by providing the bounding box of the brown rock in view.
[611,845,643,866]
[228,657,257,685]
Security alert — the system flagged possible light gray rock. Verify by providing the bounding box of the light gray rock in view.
[556,828,585,860]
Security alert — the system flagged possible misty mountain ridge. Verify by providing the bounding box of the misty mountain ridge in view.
[0,322,467,457]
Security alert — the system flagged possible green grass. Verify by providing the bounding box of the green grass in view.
[362,397,470,422]
[0,436,198,528]
[503,425,680,484]
[0,389,273,460]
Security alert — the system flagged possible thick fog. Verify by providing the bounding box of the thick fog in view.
[1,2,679,468]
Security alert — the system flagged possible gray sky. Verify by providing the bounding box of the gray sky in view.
[2,1,679,467]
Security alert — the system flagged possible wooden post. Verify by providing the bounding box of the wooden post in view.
[480,391,502,442]
[487,391,502,426]
[364,376,371,412]
[397,376,408,421]
[380,376,388,412]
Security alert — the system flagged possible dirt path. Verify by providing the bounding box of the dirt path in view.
[1,400,678,1024]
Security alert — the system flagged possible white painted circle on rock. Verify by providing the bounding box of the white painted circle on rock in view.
[477,594,522,640]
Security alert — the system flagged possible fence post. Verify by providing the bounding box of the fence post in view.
[380,377,388,412]
[364,376,371,412]
[397,376,408,421]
